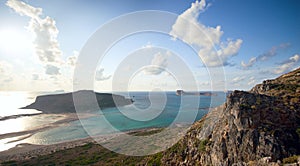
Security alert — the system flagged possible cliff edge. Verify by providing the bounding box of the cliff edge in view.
[161,68,300,165]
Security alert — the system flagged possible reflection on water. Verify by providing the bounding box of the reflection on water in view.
[0,114,67,135]
[0,91,40,117]
[0,91,69,151]
[0,136,28,152]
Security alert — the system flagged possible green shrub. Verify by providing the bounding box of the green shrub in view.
[198,139,209,152]
[283,155,299,164]
[296,127,300,138]
[147,153,163,166]
[1,160,17,166]
[240,103,250,110]
[256,97,262,105]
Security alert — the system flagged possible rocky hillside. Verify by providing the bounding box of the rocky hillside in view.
[161,68,300,165]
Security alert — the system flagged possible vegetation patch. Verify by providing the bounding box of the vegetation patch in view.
[239,103,251,110]
[283,155,299,164]
[130,128,164,136]
[147,152,163,166]
[1,160,17,166]
[296,127,300,139]
[1,143,146,166]
[198,139,209,152]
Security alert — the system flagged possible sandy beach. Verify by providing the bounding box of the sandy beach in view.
[0,113,94,162]
[0,123,164,163]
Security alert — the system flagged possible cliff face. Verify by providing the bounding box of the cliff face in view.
[161,68,300,165]
[22,90,133,114]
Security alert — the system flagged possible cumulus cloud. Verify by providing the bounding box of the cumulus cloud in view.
[273,54,299,74]
[0,63,6,75]
[6,0,42,19]
[3,77,13,83]
[66,51,78,66]
[241,57,257,68]
[95,68,111,81]
[6,0,62,75]
[241,43,290,69]
[0,61,12,75]
[144,51,169,75]
[29,17,62,63]
[45,64,60,75]
[0,61,14,84]
[170,0,242,67]
[32,74,39,80]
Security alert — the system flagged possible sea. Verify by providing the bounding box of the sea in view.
[0,91,227,151]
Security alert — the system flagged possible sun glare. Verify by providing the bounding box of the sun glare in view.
[0,28,33,55]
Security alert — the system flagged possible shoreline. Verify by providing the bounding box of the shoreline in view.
[0,102,221,163]
[0,126,164,163]
[0,109,216,163]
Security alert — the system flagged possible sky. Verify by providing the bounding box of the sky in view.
[0,0,299,92]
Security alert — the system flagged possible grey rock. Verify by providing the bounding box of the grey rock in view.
[161,67,300,166]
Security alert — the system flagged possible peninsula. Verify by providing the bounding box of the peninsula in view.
[21,90,133,114]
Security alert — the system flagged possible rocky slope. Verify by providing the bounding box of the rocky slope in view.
[22,90,133,113]
[161,68,300,165]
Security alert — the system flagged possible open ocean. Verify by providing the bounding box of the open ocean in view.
[0,91,227,151]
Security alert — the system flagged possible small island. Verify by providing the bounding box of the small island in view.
[176,90,217,96]
[21,90,133,114]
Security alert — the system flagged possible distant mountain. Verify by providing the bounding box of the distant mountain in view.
[22,90,133,114]
[161,68,300,165]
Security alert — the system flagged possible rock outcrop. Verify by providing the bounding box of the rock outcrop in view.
[161,68,300,165]
[22,90,133,114]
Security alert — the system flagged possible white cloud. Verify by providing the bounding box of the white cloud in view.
[231,76,246,83]
[0,63,6,75]
[29,16,62,63]
[6,0,62,75]
[198,81,210,86]
[170,0,242,67]
[144,51,170,75]
[95,68,111,81]
[142,42,153,49]
[247,76,256,85]
[290,54,300,62]
[0,61,14,85]
[0,61,12,75]
[241,43,290,69]
[241,57,257,68]
[45,64,60,75]
[32,74,39,80]
[3,77,13,83]
[6,0,42,19]
[273,54,299,74]
[66,51,78,66]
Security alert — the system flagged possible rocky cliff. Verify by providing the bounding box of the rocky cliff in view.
[22,90,133,114]
[161,68,300,165]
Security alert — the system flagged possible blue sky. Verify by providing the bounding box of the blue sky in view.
[0,0,299,91]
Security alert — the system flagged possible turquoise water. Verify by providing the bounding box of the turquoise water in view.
[0,91,227,149]
[28,92,226,144]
